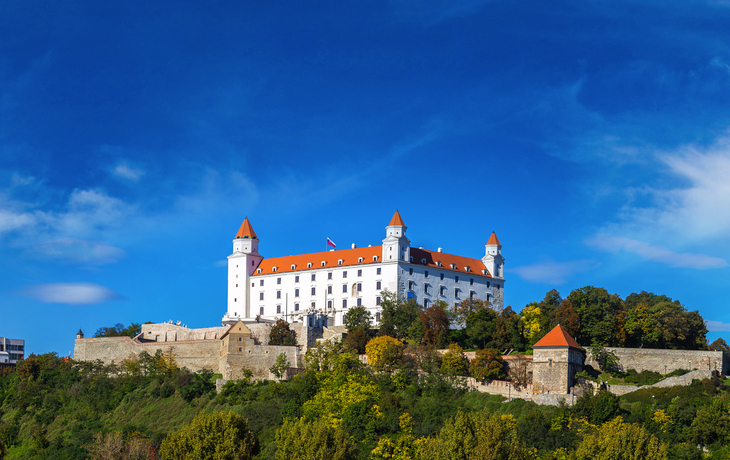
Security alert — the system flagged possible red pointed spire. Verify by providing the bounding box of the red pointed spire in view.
[235,217,257,239]
[388,210,406,226]
[486,231,501,246]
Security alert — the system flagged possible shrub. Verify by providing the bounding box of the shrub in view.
[366,336,405,371]
[441,344,468,376]
[159,411,257,460]
[268,319,297,346]
[469,348,505,381]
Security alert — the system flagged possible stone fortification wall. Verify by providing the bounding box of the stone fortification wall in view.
[586,348,727,375]
[140,323,229,342]
[222,345,299,380]
[604,369,714,396]
[464,377,532,400]
[247,321,320,351]
[73,337,221,371]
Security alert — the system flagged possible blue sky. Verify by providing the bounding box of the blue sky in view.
[3,0,730,355]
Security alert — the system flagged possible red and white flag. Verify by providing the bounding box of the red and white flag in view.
[326,237,336,248]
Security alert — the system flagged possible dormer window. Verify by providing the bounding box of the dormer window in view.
[372,256,378,262]
[256,268,262,274]
[450,263,456,269]
[465,266,470,272]
[307,263,313,269]
[421,258,426,264]
[482,269,488,275]
[321,261,326,267]
[272,266,278,272]
[291,264,296,270]
[436,261,442,267]
[358,257,364,263]
[338,259,344,265]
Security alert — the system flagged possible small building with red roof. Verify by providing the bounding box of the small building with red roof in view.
[532,324,585,394]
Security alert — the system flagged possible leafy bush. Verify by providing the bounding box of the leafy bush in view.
[366,336,405,371]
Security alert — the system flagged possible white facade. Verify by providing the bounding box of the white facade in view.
[222,212,505,327]
[0,337,25,363]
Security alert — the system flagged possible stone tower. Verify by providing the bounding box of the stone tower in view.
[223,217,264,325]
[382,210,410,263]
[532,324,584,394]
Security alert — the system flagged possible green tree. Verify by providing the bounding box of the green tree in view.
[567,286,626,346]
[588,345,620,374]
[420,302,450,347]
[344,306,372,331]
[575,417,668,460]
[370,413,425,460]
[441,343,468,376]
[469,348,505,381]
[366,336,405,371]
[465,307,498,349]
[709,337,730,354]
[689,394,730,448]
[178,368,216,402]
[159,411,257,460]
[493,306,527,352]
[553,299,580,338]
[269,319,298,346]
[270,353,290,380]
[419,410,529,460]
[379,290,422,340]
[275,417,356,460]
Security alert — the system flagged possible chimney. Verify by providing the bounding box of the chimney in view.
[437,247,443,253]
[351,243,356,249]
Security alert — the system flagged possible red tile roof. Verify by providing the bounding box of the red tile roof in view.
[388,210,406,226]
[533,325,581,349]
[253,246,491,277]
[235,217,257,239]
[486,232,501,246]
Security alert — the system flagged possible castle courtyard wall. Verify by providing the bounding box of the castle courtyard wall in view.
[586,348,727,375]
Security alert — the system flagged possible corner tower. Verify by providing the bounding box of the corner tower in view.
[482,232,504,279]
[223,217,264,325]
[382,210,410,263]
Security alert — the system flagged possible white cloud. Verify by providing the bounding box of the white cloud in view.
[706,320,730,332]
[510,259,599,285]
[112,163,145,181]
[34,239,125,265]
[214,260,228,267]
[588,235,728,269]
[20,283,125,305]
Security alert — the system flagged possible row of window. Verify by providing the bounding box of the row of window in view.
[260,266,384,278]
[0,344,23,351]
[260,280,384,300]
[264,296,384,315]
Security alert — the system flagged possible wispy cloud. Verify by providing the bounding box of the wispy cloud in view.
[34,239,125,265]
[19,283,125,305]
[510,259,600,285]
[112,163,145,181]
[587,235,728,269]
[707,320,730,332]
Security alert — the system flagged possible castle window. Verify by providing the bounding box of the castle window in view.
[358,257,364,263]
[440,286,446,296]
[342,299,347,308]
[343,271,348,278]
[425,270,428,278]
[469,291,475,299]
[328,285,332,294]
[236,284,238,287]
[238,337,242,342]
[321,261,326,267]
[450,264,456,269]
[277,305,281,313]
[343,284,348,293]
[260,307,264,315]
[328,272,333,280]
[376,312,381,322]
[295,303,299,311]
[291,265,296,270]
[295,288,300,297]
[373,256,378,262]
[454,288,459,299]
[440,273,444,280]
[377,267,381,275]
[424,299,430,308]
[549,359,553,367]
[234,298,237,302]
[487,281,490,288]
[248,350,252,354]
[338,259,344,265]
[239,348,242,352]
[277,291,281,299]
[421,258,426,264]
[358,269,362,277]
[495,284,500,290]
[260,280,264,286]
[311,287,316,295]
[410,256,413,262]
[307,263,313,268]
[357,283,362,292]
[357,298,362,306]
[257,269,262,274]
[436,261,442,266]
[277,277,281,284]
[273,267,278,272]
[311,301,316,308]
[408,281,414,290]
[470,278,474,285]
[376,281,381,289]
[424,284,429,294]
[328,300,332,309]
[311,274,316,281]
[455,276,459,283]
[295,275,299,283]
[260,292,264,300]
[409,268,413,275]
[376,296,381,305]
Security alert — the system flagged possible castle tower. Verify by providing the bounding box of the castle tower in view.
[223,217,264,325]
[481,232,505,279]
[382,210,410,263]
[532,325,585,394]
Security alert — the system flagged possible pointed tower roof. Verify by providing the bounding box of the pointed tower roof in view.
[533,325,581,349]
[388,210,406,226]
[486,231,501,246]
[235,217,258,239]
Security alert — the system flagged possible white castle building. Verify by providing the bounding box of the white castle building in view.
[222,211,505,327]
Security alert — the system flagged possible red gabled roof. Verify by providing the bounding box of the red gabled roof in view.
[486,232,501,246]
[253,246,382,276]
[388,210,406,227]
[533,325,581,349]
[235,217,257,239]
[410,247,490,277]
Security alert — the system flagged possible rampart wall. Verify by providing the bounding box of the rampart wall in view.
[140,323,228,342]
[586,348,728,375]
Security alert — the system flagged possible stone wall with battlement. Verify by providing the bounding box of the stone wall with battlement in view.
[586,348,728,375]
[140,323,229,342]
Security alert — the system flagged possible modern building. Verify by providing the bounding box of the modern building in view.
[0,337,25,364]
[222,211,505,327]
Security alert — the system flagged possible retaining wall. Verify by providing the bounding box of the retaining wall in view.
[586,348,727,374]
